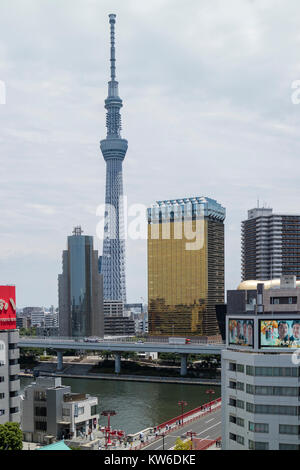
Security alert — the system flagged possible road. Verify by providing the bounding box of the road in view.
[141,408,221,450]
[18,337,224,355]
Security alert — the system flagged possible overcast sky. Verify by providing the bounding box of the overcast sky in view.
[1,0,300,307]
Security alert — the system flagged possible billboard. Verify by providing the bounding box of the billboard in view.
[0,286,16,330]
[228,319,254,347]
[260,319,300,348]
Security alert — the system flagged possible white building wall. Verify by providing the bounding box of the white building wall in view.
[222,349,300,450]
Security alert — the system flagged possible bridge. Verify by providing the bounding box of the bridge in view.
[18,337,225,376]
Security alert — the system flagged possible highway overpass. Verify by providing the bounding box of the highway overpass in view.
[18,337,225,376]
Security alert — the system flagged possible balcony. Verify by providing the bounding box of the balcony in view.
[9,379,20,392]
[10,396,20,409]
[9,364,20,376]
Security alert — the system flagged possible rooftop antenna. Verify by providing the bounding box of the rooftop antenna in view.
[73,226,83,236]
[109,13,116,81]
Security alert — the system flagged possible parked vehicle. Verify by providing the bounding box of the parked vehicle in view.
[168,337,191,345]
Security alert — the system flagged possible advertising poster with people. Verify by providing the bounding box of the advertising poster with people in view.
[260,320,300,348]
[228,319,254,347]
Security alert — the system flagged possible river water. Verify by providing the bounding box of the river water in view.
[20,376,221,435]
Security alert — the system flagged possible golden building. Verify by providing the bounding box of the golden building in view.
[148,197,225,337]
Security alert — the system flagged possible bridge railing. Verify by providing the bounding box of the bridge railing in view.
[18,335,225,346]
[156,397,221,430]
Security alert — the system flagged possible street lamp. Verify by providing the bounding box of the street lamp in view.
[160,432,165,450]
[101,410,116,448]
[186,431,197,450]
[205,389,215,412]
[178,400,187,427]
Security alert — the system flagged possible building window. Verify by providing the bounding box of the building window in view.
[0,377,4,383]
[236,417,244,427]
[35,407,47,417]
[10,407,19,414]
[248,404,298,415]
[254,386,298,397]
[229,398,236,407]
[248,422,269,433]
[246,384,254,394]
[249,441,269,450]
[252,367,298,377]
[229,381,236,390]
[229,363,236,371]
[91,405,98,416]
[230,433,244,445]
[0,393,4,400]
[246,402,254,413]
[246,366,254,376]
[279,444,299,450]
[279,424,299,435]
[34,391,46,401]
[35,421,47,432]
[236,364,244,373]
[0,410,5,416]
[236,382,244,391]
[236,400,244,409]
[229,415,236,424]
[62,408,70,416]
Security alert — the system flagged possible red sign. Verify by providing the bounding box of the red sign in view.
[0,286,16,330]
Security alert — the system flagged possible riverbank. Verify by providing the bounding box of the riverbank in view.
[21,362,221,385]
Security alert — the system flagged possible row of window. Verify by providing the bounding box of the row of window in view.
[229,363,299,377]
[35,421,47,431]
[35,407,47,417]
[230,434,300,450]
[270,297,297,305]
[230,417,300,435]
[229,381,299,397]
[229,398,299,415]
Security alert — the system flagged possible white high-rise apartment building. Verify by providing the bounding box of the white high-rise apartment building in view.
[242,208,300,281]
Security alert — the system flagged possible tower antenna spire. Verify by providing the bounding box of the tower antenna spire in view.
[109,14,116,81]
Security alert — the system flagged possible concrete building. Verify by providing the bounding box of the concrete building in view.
[21,376,99,444]
[228,275,300,316]
[222,277,300,450]
[103,300,124,317]
[242,207,300,281]
[36,327,59,337]
[148,197,225,338]
[104,316,135,336]
[58,227,104,338]
[0,329,20,424]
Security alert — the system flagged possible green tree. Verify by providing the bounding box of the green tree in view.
[173,438,192,450]
[0,422,23,450]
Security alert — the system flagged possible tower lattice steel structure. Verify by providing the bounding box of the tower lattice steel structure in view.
[100,14,127,302]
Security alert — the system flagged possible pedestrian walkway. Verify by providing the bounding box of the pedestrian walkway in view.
[130,399,221,450]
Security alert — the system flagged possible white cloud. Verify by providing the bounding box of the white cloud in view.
[1,0,300,305]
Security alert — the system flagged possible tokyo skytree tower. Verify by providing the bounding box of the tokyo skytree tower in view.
[100,14,127,302]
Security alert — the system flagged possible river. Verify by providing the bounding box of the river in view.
[20,376,220,434]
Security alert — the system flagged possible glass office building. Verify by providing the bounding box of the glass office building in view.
[147,197,225,338]
[58,227,104,338]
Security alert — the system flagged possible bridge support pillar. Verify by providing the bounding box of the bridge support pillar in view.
[180,354,188,376]
[115,353,121,374]
[56,351,63,371]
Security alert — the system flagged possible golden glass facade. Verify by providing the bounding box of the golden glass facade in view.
[148,207,225,337]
